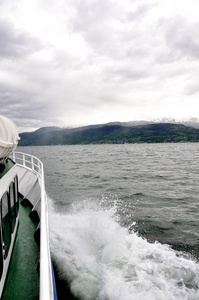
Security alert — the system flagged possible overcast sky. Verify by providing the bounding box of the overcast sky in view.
[1,0,199,131]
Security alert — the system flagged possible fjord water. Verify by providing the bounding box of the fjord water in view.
[18,143,199,300]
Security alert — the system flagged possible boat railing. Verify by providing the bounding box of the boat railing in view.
[11,151,55,300]
[11,152,43,178]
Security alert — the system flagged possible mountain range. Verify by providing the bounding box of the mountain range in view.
[18,119,199,146]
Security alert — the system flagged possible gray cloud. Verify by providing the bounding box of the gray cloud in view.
[72,0,111,31]
[105,65,150,83]
[71,3,121,59]
[127,3,157,22]
[0,20,42,59]
[165,17,199,59]
[184,81,199,96]
[1,0,199,130]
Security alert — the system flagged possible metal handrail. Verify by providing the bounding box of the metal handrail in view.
[11,152,42,176]
[11,151,55,300]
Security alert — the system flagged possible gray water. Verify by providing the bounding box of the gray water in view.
[17,143,199,300]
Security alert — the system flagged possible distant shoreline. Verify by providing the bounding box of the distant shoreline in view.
[18,123,199,146]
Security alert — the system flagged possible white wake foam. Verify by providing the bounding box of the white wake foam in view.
[49,199,199,300]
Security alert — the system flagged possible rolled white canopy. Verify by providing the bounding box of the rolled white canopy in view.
[0,115,20,159]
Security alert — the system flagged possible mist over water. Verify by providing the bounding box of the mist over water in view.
[17,143,199,299]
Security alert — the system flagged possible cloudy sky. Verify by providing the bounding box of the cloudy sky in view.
[1,0,199,131]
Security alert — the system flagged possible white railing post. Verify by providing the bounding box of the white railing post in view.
[12,152,15,162]
[31,156,33,170]
[23,153,25,167]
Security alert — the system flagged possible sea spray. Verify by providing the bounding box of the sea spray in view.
[49,198,199,300]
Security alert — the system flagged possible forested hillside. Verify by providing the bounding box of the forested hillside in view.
[19,123,199,146]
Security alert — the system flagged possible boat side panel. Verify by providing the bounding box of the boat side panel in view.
[17,167,39,203]
[0,164,19,298]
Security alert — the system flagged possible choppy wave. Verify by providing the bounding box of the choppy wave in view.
[49,199,199,300]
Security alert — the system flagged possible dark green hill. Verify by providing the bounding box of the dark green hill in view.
[18,123,199,146]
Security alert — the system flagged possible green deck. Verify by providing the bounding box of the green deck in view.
[2,199,40,300]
